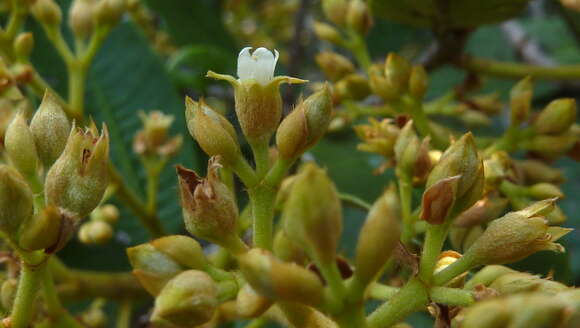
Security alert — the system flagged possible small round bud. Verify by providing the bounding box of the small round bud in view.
[32,0,63,28]
[385,53,411,94]
[4,112,39,177]
[334,73,371,101]
[408,65,428,99]
[346,0,373,35]
[90,204,120,224]
[313,21,342,44]
[315,52,355,82]
[13,33,34,60]
[78,220,114,245]
[94,0,126,27]
[321,0,348,25]
[509,76,533,126]
[80,304,107,328]
[69,0,99,39]
[533,98,576,135]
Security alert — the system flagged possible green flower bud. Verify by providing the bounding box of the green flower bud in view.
[69,0,98,39]
[94,0,126,27]
[422,133,484,224]
[489,272,567,295]
[315,52,355,82]
[534,98,576,135]
[509,76,533,126]
[526,133,576,160]
[516,159,564,184]
[408,65,428,99]
[1,279,17,311]
[4,112,39,177]
[321,0,348,25]
[346,0,373,35]
[18,206,62,251]
[185,97,241,165]
[385,53,411,94]
[273,230,307,265]
[78,220,113,245]
[45,124,109,219]
[239,249,324,307]
[283,163,342,264]
[151,270,218,328]
[459,297,511,328]
[464,265,516,290]
[0,165,33,239]
[394,121,431,181]
[454,197,509,228]
[127,236,207,296]
[462,199,571,266]
[313,21,342,45]
[276,85,333,160]
[528,183,564,199]
[90,204,120,224]
[355,186,401,285]
[134,111,182,157]
[29,91,71,168]
[32,0,62,28]
[177,159,245,253]
[236,284,272,318]
[355,118,400,158]
[13,33,34,60]
[460,109,492,127]
[334,73,371,101]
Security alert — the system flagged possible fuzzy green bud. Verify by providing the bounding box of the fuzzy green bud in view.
[4,112,39,177]
[454,197,509,228]
[346,0,373,35]
[528,183,564,199]
[408,65,428,99]
[489,272,567,295]
[0,165,33,239]
[236,284,272,318]
[90,204,120,224]
[1,279,17,311]
[13,33,34,60]
[151,270,218,328]
[355,118,400,158]
[185,97,241,165]
[273,230,307,265]
[239,248,324,307]
[69,0,98,39]
[177,159,245,252]
[509,76,533,126]
[526,133,576,159]
[464,265,516,290]
[94,0,126,27]
[283,163,342,264]
[313,21,342,45]
[78,220,113,245]
[334,73,370,101]
[45,124,109,219]
[32,0,62,28]
[321,0,348,25]
[315,52,355,82]
[18,206,62,251]
[276,85,333,160]
[534,98,577,135]
[29,91,71,168]
[462,199,571,266]
[394,121,431,181]
[385,53,411,94]
[516,159,564,184]
[355,186,401,285]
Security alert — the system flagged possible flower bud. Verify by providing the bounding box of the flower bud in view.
[273,230,307,265]
[18,206,62,251]
[127,236,207,296]
[462,199,571,266]
[334,73,371,101]
[355,186,401,285]
[134,111,182,157]
[69,0,98,39]
[177,159,244,251]
[13,33,34,60]
[45,124,109,219]
[94,0,126,27]
[435,250,467,287]
[509,76,533,126]
[489,272,567,295]
[385,53,411,94]
[355,118,400,158]
[464,265,516,290]
[321,0,348,25]
[516,159,564,184]
[454,197,509,228]
[32,0,62,28]
[151,270,218,328]
[422,133,484,224]
[528,183,564,199]
[29,91,71,168]
[78,220,113,245]
[276,85,333,160]
[459,297,511,328]
[4,112,39,177]
[460,109,491,127]
[313,21,342,44]
[1,279,17,311]
[185,98,241,165]
[394,121,431,181]
[533,98,576,135]
[347,0,373,35]
[80,304,107,328]
[369,64,397,101]
[90,204,120,224]
[315,52,355,82]
[409,65,428,99]
[0,165,33,239]
[239,249,324,307]
[236,284,272,318]
[283,163,342,264]
[526,133,576,159]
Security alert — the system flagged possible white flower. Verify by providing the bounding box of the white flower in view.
[236,47,279,85]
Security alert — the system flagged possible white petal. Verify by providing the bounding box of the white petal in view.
[237,47,254,81]
[251,47,277,85]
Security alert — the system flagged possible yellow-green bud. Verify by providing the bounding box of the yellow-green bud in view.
[315,52,355,82]
[355,186,401,285]
[355,118,400,158]
[4,112,39,177]
[459,297,511,328]
[151,270,218,328]
[150,235,207,270]
[276,85,333,160]
[526,133,576,159]
[509,76,533,126]
[18,206,62,251]
[313,21,342,45]
[78,220,113,245]
[239,248,324,307]
[0,165,33,239]
[236,284,272,318]
[464,265,516,290]
[32,0,62,28]
[335,73,371,101]
[134,110,182,157]
[283,163,342,264]
[369,64,397,101]
[1,279,17,311]
[90,204,120,224]
[273,230,307,265]
[409,65,428,99]
[462,199,571,266]
[94,0,126,27]
[185,97,241,165]
[528,183,564,199]
[534,98,577,135]
[460,109,491,127]
[346,0,373,35]
[69,0,98,39]
[29,91,71,168]
[454,197,509,228]
[176,159,243,251]
[13,33,34,60]
[489,272,567,295]
[394,121,431,181]
[235,80,283,143]
[321,0,348,25]
[385,53,411,94]
[45,124,109,219]
[516,159,564,184]
[80,302,107,328]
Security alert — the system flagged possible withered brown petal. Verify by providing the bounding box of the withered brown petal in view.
[421,175,461,224]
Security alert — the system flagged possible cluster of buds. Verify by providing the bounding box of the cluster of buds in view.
[133,111,182,159]
[78,204,119,245]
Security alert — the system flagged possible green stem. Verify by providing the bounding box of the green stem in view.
[67,62,87,123]
[11,261,41,328]
[4,0,26,41]
[460,55,580,80]
[433,255,476,286]
[40,264,84,328]
[398,176,414,244]
[403,96,447,149]
[250,139,270,178]
[318,258,347,313]
[245,318,268,328]
[116,300,132,328]
[367,278,429,328]
[249,186,276,249]
[346,29,371,71]
[338,192,371,211]
[430,287,474,307]
[418,224,449,284]
[483,126,520,156]
[367,283,400,301]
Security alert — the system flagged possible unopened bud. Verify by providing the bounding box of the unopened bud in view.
[454,197,509,228]
[321,0,348,25]
[346,0,373,35]
[334,73,370,100]
[1,279,17,310]
[32,0,62,28]
[151,270,218,328]
[355,186,401,285]
[276,85,333,160]
[528,183,564,199]
[461,109,491,127]
[385,53,411,94]
[13,33,34,60]
[78,220,113,244]
[459,297,511,328]
[0,165,33,239]
[19,206,62,251]
[29,91,71,168]
[273,230,307,265]
[134,111,182,157]
[315,52,355,82]
[283,163,342,264]
[236,284,272,318]
[45,124,109,219]
[409,66,428,99]
[313,21,342,44]
[394,121,431,181]
[489,272,567,295]
[464,265,516,290]
[355,118,400,158]
[4,112,38,177]
[90,204,120,224]
[94,0,126,27]
[526,133,576,159]
[509,76,533,126]
[239,249,324,307]
[69,0,98,39]
[80,302,107,328]
[534,98,577,135]
[516,159,564,184]
[369,64,397,101]
[185,98,241,165]
[434,250,466,287]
